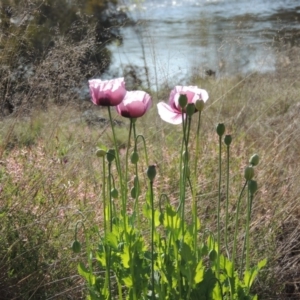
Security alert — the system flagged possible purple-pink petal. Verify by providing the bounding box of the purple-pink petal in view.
[116,90,152,118]
[157,102,184,125]
[88,77,126,106]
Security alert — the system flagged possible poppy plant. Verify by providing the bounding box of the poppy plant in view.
[89,77,127,106]
[116,91,152,118]
[157,86,209,124]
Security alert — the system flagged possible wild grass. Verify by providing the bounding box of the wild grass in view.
[1,46,300,298]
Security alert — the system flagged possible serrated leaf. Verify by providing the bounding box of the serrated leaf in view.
[120,245,130,268]
[257,258,267,270]
[220,254,233,276]
[123,276,133,287]
[105,232,118,249]
[95,251,106,266]
[78,262,96,285]
[194,261,205,284]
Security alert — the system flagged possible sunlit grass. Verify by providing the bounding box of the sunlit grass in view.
[1,48,300,298]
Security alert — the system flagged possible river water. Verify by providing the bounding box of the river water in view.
[105,0,300,88]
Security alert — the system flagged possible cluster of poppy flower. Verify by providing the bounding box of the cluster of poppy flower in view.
[89,77,209,124]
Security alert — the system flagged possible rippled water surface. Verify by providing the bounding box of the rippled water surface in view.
[106,0,300,86]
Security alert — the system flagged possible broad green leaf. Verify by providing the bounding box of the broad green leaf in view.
[154,209,161,227]
[220,254,233,276]
[207,234,218,253]
[123,276,133,287]
[105,232,118,249]
[181,242,192,262]
[258,258,267,270]
[244,267,258,289]
[121,245,130,268]
[95,252,106,266]
[78,262,96,285]
[194,261,205,284]
[212,281,222,300]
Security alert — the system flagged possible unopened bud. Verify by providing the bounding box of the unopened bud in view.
[224,135,232,146]
[244,166,254,180]
[179,94,188,109]
[96,148,106,157]
[186,103,196,117]
[249,154,259,166]
[182,165,190,177]
[131,151,139,164]
[147,165,157,182]
[110,188,118,199]
[195,99,205,111]
[182,150,189,162]
[131,187,136,198]
[106,149,115,162]
[248,180,258,195]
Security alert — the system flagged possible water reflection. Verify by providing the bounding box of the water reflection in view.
[105,0,300,87]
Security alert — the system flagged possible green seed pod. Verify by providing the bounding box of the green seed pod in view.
[147,165,157,181]
[110,188,118,199]
[244,166,254,180]
[182,166,190,178]
[182,150,189,162]
[195,99,205,111]
[201,244,209,256]
[249,154,259,166]
[96,148,106,158]
[178,94,188,109]
[106,149,115,162]
[134,176,139,188]
[248,180,258,195]
[130,151,139,164]
[186,103,196,117]
[131,187,136,198]
[224,134,232,146]
[72,240,81,253]
[216,123,225,137]
[209,249,217,262]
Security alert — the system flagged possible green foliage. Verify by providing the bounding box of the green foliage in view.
[78,204,265,299]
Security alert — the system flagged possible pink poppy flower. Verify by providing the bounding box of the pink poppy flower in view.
[116,91,152,118]
[89,77,126,106]
[157,86,209,124]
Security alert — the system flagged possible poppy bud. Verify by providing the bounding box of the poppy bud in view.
[224,135,232,146]
[179,94,188,108]
[216,123,225,137]
[249,154,259,166]
[244,166,254,180]
[131,151,139,164]
[248,180,258,195]
[106,149,115,162]
[186,103,196,117]
[147,165,157,181]
[71,240,81,253]
[110,188,119,199]
[96,148,106,157]
[195,99,205,111]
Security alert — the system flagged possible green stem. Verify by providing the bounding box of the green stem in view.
[150,179,155,299]
[232,181,247,279]
[225,144,230,258]
[102,157,107,234]
[136,134,149,167]
[107,107,126,219]
[193,111,202,258]
[245,186,253,272]
[217,135,222,278]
